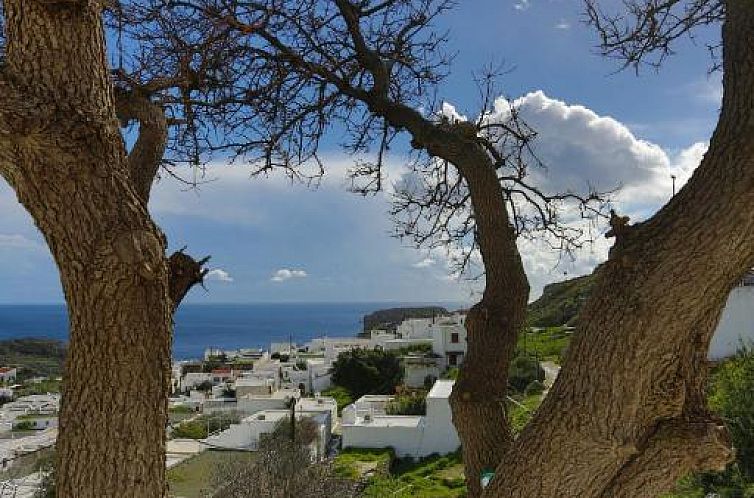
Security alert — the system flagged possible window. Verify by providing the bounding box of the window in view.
[448,353,458,366]
[450,332,459,344]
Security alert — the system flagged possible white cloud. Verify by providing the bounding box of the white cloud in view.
[469,90,709,298]
[514,0,531,10]
[554,20,571,30]
[205,268,234,283]
[271,268,308,282]
[412,258,436,269]
[0,234,41,250]
[686,77,723,105]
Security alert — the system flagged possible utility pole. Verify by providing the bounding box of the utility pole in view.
[671,174,677,197]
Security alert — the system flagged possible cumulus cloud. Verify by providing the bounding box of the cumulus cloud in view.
[412,258,436,269]
[205,268,234,283]
[481,91,705,220]
[514,0,531,10]
[271,268,308,282]
[437,91,708,298]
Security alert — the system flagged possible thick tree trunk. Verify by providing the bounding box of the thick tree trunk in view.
[447,147,529,498]
[0,2,173,496]
[483,1,754,496]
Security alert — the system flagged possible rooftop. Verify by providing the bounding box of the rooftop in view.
[353,415,422,428]
[427,380,455,399]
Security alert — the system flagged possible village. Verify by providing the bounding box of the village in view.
[167,311,472,466]
[0,273,750,496]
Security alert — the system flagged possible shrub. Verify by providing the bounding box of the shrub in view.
[14,420,36,431]
[508,354,545,393]
[322,386,354,414]
[330,349,403,399]
[386,391,427,416]
[524,380,545,396]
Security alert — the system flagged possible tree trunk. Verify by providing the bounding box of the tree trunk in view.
[483,1,754,496]
[369,100,532,498]
[0,2,173,496]
[447,146,529,498]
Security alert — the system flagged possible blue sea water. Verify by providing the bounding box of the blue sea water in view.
[0,303,459,360]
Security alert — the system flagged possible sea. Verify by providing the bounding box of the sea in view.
[0,303,462,360]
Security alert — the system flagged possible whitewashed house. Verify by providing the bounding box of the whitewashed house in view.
[341,380,461,458]
[205,396,337,460]
[431,316,467,369]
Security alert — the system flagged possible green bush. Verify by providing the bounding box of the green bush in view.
[14,420,36,431]
[386,390,427,416]
[508,354,545,393]
[524,380,545,396]
[331,349,403,399]
[322,386,354,414]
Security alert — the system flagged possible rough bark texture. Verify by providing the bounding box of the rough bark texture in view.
[483,1,754,496]
[0,2,178,496]
[370,102,530,496]
[446,145,529,498]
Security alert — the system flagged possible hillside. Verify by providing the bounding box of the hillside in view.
[363,307,449,335]
[527,273,596,327]
[0,338,67,379]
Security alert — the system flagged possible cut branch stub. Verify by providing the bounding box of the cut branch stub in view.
[168,250,210,310]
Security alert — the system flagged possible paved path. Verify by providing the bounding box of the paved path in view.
[541,361,561,389]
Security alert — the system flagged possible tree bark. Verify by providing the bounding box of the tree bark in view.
[483,1,754,495]
[0,2,173,496]
[445,145,529,498]
[365,100,531,496]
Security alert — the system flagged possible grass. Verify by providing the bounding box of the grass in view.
[334,448,394,479]
[507,394,544,435]
[167,450,254,498]
[0,446,54,481]
[516,327,571,363]
[362,452,466,498]
[14,378,62,397]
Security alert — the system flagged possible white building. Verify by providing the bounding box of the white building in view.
[0,368,17,384]
[401,355,440,389]
[431,316,467,369]
[710,273,754,359]
[235,377,277,397]
[341,380,461,458]
[205,396,337,460]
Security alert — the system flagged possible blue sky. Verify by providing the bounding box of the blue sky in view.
[0,0,721,304]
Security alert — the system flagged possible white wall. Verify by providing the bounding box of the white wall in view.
[709,284,754,359]
[342,420,425,457]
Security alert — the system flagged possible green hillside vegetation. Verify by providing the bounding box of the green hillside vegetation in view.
[517,327,572,363]
[0,338,66,380]
[527,273,596,327]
